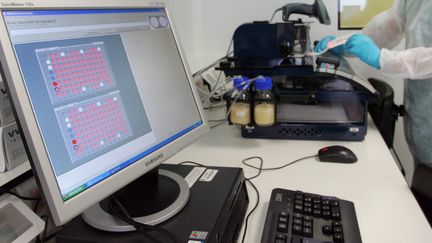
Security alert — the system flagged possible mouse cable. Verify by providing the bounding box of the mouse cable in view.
[242,154,318,172]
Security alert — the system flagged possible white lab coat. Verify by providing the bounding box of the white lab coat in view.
[363,0,432,165]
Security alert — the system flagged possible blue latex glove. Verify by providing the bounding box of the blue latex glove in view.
[345,34,381,69]
[314,35,345,55]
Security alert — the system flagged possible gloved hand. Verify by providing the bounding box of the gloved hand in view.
[314,35,345,55]
[345,34,381,69]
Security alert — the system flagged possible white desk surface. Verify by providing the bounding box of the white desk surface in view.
[165,110,432,242]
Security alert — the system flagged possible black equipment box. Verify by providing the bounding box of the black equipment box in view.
[218,20,378,142]
[56,164,249,243]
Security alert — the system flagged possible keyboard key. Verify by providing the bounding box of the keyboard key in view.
[294,204,303,213]
[276,233,286,240]
[322,205,330,211]
[261,189,362,243]
[291,235,302,243]
[295,192,304,200]
[322,210,331,219]
[303,216,313,221]
[279,216,289,224]
[280,211,289,217]
[331,207,341,220]
[322,199,330,206]
[293,218,302,225]
[292,224,302,235]
[303,227,313,237]
[331,200,340,207]
[332,221,342,227]
[303,238,327,243]
[277,223,288,233]
[333,233,344,243]
[303,220,312,228]
[322,225,332,235]
[333,226,343,234]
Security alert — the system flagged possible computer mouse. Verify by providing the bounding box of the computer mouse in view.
[318,145,358,163]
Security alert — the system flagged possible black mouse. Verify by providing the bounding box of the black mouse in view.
[318,145,358,163]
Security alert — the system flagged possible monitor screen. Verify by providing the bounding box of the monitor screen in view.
[0,1,207,225]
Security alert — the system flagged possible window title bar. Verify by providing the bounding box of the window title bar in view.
[3,9,162,16]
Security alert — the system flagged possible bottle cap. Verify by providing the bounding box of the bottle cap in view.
[255,76,272,90]
[233,76,249,90]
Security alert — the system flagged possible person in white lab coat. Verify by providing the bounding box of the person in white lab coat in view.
[316,0,432,169]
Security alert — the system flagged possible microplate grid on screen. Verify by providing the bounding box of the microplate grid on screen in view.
[55,91,133,163]
[36,42,117,104]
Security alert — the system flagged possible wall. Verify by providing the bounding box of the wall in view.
[193,0,354,59]
[164,0,196,61]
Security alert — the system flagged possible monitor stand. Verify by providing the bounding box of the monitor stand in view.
[81,166,190,232]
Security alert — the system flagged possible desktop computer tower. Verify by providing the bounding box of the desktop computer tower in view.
[56,164,249,243]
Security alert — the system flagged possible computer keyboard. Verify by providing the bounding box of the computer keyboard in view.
[261,188,362,243]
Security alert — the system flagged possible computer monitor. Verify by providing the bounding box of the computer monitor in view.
[0,0,208,230]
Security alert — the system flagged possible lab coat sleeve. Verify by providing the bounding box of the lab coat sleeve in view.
[380,47,432,80]
[362,0,405,49]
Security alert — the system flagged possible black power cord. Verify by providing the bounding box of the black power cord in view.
[239,154,317,242]
[109,196,179,243]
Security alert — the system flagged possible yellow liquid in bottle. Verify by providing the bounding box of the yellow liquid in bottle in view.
[254,103,275,126]
[230,103,250,125]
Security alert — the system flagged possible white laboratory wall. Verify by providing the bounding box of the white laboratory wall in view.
[165,0,196,61]
[182,0,413,183]
[192,0,354,59]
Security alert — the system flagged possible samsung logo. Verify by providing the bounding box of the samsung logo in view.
[145,153,163,167]
[1,2,34,7]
